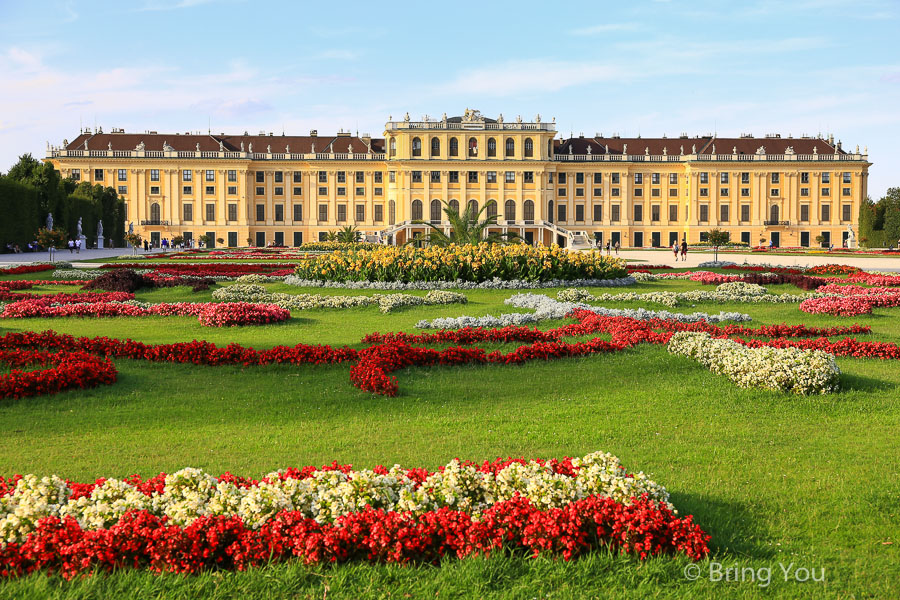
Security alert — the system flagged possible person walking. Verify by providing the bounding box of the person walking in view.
[75,238,81,254]
[614,241,619,255]
[672,240,679,262]
[605,240,611,256]
[680,239,688,261]
[67,239,74,253]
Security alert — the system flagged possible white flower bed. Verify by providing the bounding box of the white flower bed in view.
[667,332,841,395]
[0,451,668,543]
[558,283,823,308]
[416,292,751,329]
[212,284,466,314]
[51,269,103,280]
[283,275,636,290]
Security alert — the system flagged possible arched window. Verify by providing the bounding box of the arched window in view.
[449,199,460,215]
[412,137,422,157]
[468,137,478,157]
[430,199,442,222]
[505,138,515,157]
[524,199,535,221]
[467,199,479,218]
[770,204,779,223]
[524,138,534,158]
[505,199,516,222]
[411,199,423,220]
[150,202,161,222]
[389,138,396,157]
[487,138,497,157]
[547,200,554,223]
[389,200,396,225]
[486,200,497,218]
[449,137,459,157]
[431,138,440,157]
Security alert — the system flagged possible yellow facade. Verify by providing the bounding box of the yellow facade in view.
[47,110,871,249]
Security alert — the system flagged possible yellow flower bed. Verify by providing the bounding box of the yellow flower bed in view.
[293,243,627,283]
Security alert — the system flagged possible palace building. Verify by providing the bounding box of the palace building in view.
[46,109,871,249]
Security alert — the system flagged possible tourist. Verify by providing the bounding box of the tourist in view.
[605,240,610,255]
[67,239,74,253]
[75,239,81,254]
[672,241,679,261]
[143,240,149,252]
[681,239,688,261]
[614,241,619,255]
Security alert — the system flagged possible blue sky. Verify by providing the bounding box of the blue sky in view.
[1,0,898,198]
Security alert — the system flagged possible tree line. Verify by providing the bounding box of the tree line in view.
[859,188,900,248]
[1,154,125,251]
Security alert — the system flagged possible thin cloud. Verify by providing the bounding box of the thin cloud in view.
[570,23,640,35]
[136,0,217,11]
[436,59,629,97]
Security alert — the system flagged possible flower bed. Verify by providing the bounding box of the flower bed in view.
[284,275,635,290]
[800,285,900,316]
[101,263,297,279]
[806,264,861,276]
[0,264,55,276]
[294,243,627,283]
[0,452,709,578]
[0,350,117,399]
[558,282,819,309]
[667,332,841,395]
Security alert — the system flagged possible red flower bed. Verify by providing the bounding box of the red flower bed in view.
[806,264,861,276]
[722,265,805,274]
[0,264,55,276]
[0,494,708,579]
[101,263,296,278]
[0,349,117,399]
[800,285,900,316]
[847,272,900,287]
[626,265,673,271]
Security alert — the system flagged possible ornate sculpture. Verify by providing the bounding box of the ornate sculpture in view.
[623,144,627,154]
[662,146,667,156]
[441,112,447,123]
[711,144,716,154]
[286,144,290,153]
[516,115,522,124]
[63,138,68,147]
[77,217,83,238]
[135,141,145,151]
[97,220,104,238]
[219,140,224,151]
[785,146,795,155]
[813,146,818,155]
[348,143,353,153]
[128,222,134,234]
[733,146,737,154]
[311,142,315,153]
[568,145,573,155]
[756,146,766,155]
[248,143,253,153]
[108,142,112,151]
[680,145,684,155]
[240,141,245,152]
[497,113,504,123]
[267,144,271,154]
[46,213,53,231]
[196,143,201,151]
[404,112,410,122]
[586,145,592,155]
[644,147,649,156]
[692,144,696,154]
[535,114,541,123]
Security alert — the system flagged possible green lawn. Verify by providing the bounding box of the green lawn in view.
[0,274,898,598]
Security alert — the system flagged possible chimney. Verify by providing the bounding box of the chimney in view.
[309,129,317,137]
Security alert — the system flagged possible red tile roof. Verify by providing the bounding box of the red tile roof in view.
[65,132,385,154]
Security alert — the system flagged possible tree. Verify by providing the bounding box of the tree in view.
[882,187,900,247]
[815,234,826,248]
[413,200,520,247]
[216,237,225,246]
[325,230,338,242]
[171,235,184,247]
[124,232,142,255]
[336,226,360,243]
[706,228,730,262]
[36,227,68,260]
[198,234,212,248]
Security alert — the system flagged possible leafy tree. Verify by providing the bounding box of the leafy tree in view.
[171,235,184,247]
[706,228,730,262]
[198,234,212,247]
[413,200,520,247]
[36,227,68,252]
[124,232,143,255]
[882,188,900,247]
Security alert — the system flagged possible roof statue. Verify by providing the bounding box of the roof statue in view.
[711,144,715,154]
[63,138,68,147]
[813,146,817,154]
[497,113,504,123]
[404,112,410,122]
[441,112,447,123]
[535,114,541,123]
[568,145,573,155]
[240,141,245,151]
[219,140,224,151]
[856,145,859,154]
[267,144,271,154]
[84,140,88,150]
[248,142,253,153]
[516,115,522,124]
[691,144,696,154]
[586,145,592,155]
[645,147,649,156]
[135,141,145,151]
[311,142,315,153]
[785,146,795,155]
[733,146,737,154]
[605,144,609,154]
[286,144,290,153]
[348,143,353,153]
[662,146,667,156]
[461,108,484,123]
[108,142,112,151]
[623,143,627,154]
[163,141,174,151]
[756,146,766,155]
[196,143,201,151]
[680,145,684,155]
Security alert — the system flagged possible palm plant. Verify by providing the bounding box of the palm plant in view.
[413,200,520,247]
[325,230,338,242]
[336,226,361,243]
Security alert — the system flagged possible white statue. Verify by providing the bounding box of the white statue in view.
[680,145,684,155]
[128,222,134,234]
[46,213,54,231]
[248,143,253,153]
[756,146,766,155]
[311,142,315,153]
[97,220,104,238]
[644,147,649,156]
[240,141,245,152]
[497,113,504,123]
[535,114,541,123]
[568,145,573,155]
[348,143,353,153]
[623,143,627,154]
[785,146,795,155]
[219,140,224,151]
[813,146,818,155]
[135,141,145,151]
[692,144,696,154]
[662,146,667,156]
[712,144,716,154]
[77,217,83,238]
[847,224,856,247]
[516,115,522,124]
[733,146,737,154]
[196,143,201,151]
[586,145,592,155]
[108,142,112,151]
[267,144,271,153]
[84,141,88,150]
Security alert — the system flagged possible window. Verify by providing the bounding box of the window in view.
[524,138,533,157]
[228,204,237,221]
[594,188,603,197]
[117,169,127,182]
[354,172,364,184]
[843,204,852,221]
[293,232,303,247]
[374,188,382,196]
[183,186,192,195]
[412,171,422,183]
[275,204,284,221]
[467,199,479,215]
[318,171,327,183]
[487,138,497,157]
[374,205,383,222]
[430,171,440,183]
[651,188,661,197]
[223,170,234,183]
[611,205,621,222]
[720,188,729,197]
[651,205,660,221]
[771,173,780,184]
[223,186,234,196]
[205,204,215,222]
[449,171,459,183]
[504,199,515,221]
[741,204,750,222]
[450,138,459,157]
[505,171,515,183]
[576,188,585,197]
[575,204,584,221]
[150,169,160,182]
[558,173,567,184]
[652,173,661,185]
[575,172,584,185]
[337,172,346,183]
[256,204,265,221]
[634,173,643,184]
[524,200,535,221]
[468,171,478,183]
[486,171,497,183]
[256,171,265,183]
[336,187,346,196]
[293,204,303,221]
[118,185,127,195]
[71,169,80,181]
[94,169,104,181]
[205,170,215,182]
[150,186,160,195]
[412,137,422,157]
[822,187,830,197]
[430,199,442,222]
[842,187,851,197]
[468,137,478,157]
[669,173,678,185]
[558,188,567,197]
[634,205,643,221]
[843,172,851,184]
[612,173,620,184]
[669,188,678,197]
[356,204,365,221]
[337,204,346,222]
[741,188,750,197]
[700,188,709,197]
[822,172,831,183]
[505,138,515,157]
[633,188,643,197]
[274,171,283,183]
[699,205,709,222]
[411,199,423,220]
[256,187,265,196]
[611,188,620,197]
[800,205,809,222]
[720,204,729,222]
[801,172,809,184]
[593,204,603,221]
[557,203,566,222]
[669,205,678,222]
[183,204,193,221]
[486,201,497,218]
[770,205,779,223]
[699,172,709,184]
[800,188,809,197]
[318,204,328,221]
[389,138,396,157]
[274,187,283,196]
[548,173,554,184]
[720,172,729,184]
[355,187,364,195]
[389,171,396,183]
[292,187,302,196]
[821,204,831,222]
[741,172,750,184]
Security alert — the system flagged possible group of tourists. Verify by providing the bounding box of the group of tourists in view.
[673,240,688,261]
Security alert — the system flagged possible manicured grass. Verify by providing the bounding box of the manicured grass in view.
[1,274,899,598]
